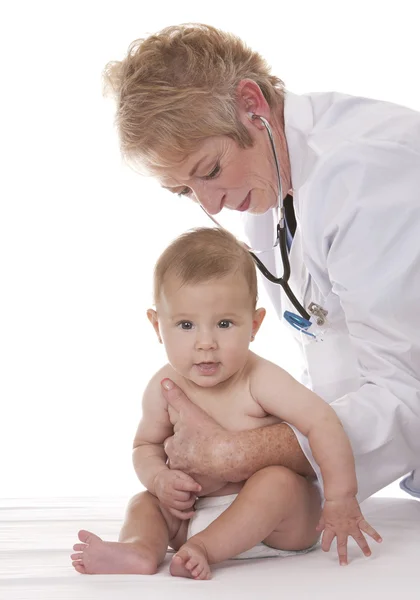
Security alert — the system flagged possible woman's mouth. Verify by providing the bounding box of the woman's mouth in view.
[237,192,251,212]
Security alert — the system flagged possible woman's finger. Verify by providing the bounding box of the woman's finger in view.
[161,378,191,414]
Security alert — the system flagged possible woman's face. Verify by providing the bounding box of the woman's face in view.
[158,115,291,216]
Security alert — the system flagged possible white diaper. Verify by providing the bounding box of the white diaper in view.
[187,494,319,560]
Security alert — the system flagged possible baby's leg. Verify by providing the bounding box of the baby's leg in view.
[71,491,187,575]
[171,466,321,580]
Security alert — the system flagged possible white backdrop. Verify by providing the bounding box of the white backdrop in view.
[1,0,419,498]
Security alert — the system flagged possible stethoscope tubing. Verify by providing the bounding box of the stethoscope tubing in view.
[247,115,310,321]
[200,113,311,323]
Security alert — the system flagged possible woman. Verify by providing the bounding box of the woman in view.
[104,23,420,502]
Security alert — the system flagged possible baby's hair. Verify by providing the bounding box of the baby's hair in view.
[154,227,258,308]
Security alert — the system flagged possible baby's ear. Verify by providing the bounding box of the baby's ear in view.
[147,309,162,343]
[251,307,266,340]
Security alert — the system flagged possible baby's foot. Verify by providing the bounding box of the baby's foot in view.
[170,541,211,580]
[70,529,157,575]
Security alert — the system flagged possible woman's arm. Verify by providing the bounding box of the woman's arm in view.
[161,379,315,481]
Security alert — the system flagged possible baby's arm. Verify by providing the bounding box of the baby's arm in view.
[250,358,356,498]
[133,367,202,519]
[250,358,382,564]
[132,367,174,494]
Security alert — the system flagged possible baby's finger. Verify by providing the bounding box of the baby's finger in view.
[315,517,325,533]
[321,528,335,553]
[174,476,202,493]
[359,520,383,544]
[168,497,197,511]
[171,489,194,503]
[336,534,348,566]
[169,507,195,520]
[351,529,371,557]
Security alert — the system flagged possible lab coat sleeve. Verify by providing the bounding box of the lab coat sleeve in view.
[298,141,420,502]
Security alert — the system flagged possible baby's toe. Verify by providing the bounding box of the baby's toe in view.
[191,565,204,578]
[73,562,87,575]
[78,529,101,544]
[73,543,87,552]
[185,557,199,572]
[71,552,84,561]
[171,554,183,565]
[175,548,192,566]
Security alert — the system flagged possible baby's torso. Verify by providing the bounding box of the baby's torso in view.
[167,367,280,431]
[164,357,281,497]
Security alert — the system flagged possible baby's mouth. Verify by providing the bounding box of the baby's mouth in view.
[195,362,219,375]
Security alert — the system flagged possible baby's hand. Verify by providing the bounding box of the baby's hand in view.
[316,496,382,565]
[153,469,202,520]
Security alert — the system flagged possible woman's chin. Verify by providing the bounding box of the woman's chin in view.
[246,193,278,215]
[248,203,276,216]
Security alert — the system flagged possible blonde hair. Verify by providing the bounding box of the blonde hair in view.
[103,23,285,172]
[154,228,258,308]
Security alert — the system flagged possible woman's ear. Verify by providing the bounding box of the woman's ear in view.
[147,309,163,343]
[236,79,271,129]
[250,307,266,341]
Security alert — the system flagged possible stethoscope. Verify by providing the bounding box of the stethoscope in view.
[201,113,321,338]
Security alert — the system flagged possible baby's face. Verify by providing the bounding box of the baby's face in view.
[150,273,263,388]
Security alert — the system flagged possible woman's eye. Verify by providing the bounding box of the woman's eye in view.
[203,162,221,180]
[218,320,232,329]
[176,163,220,197]
[178,321,193,330]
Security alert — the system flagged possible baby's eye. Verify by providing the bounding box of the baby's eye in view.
[178,321,193,330]
[218,320,232,329]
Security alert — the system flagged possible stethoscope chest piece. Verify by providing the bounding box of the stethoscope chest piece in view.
[284,303,328,339]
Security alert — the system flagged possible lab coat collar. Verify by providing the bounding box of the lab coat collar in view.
[283,91,316,219]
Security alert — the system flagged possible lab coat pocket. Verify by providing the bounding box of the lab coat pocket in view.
[304,332,360,402]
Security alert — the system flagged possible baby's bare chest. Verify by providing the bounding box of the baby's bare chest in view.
[168,386,281,432]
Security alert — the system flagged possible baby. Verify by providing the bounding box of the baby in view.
[70,228,381,579]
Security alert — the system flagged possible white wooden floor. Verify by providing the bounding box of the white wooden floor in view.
[1,495,418,600]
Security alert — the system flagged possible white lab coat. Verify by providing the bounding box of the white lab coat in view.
[243,91,420,502]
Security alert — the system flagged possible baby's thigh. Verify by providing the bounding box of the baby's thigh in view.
[158,504,189,551]
[263,470,322,551]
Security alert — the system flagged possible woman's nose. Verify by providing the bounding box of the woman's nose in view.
[193,186,225,215]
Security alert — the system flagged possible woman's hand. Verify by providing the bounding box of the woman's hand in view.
[161,378,230,480]
[317,496,383,565]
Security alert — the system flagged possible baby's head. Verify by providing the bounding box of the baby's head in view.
[148,228,265,388]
